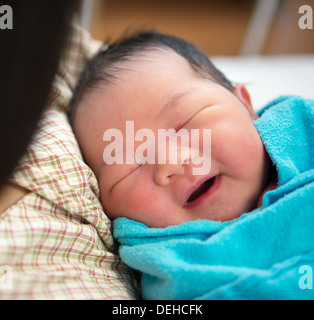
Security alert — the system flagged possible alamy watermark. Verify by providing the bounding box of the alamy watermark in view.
[299,265,313,290]
[103,121,211,175]
[299,5,313,29]
[1,4,313,31]
[0,265,13,290]
[0,5,13,30]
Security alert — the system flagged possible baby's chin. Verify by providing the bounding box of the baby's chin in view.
[195,189,260,223]
[216,203,256,222]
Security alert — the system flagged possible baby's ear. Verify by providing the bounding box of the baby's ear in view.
[234,84,258,120]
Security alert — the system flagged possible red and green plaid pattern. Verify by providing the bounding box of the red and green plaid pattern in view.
[0,25,139,300]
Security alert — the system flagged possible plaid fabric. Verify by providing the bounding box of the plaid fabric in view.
[0,26,139,300]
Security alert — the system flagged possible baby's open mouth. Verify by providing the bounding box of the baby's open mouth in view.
[186,176,216,204]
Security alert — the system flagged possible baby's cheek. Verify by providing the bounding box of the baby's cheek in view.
[238,135,266,183]
[126,183,158,213]
[247,130,265,159]
[226,130,263,175]
[127,182,174,227]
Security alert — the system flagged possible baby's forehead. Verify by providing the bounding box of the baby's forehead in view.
[74,48,202,131]
[112,47,195,79]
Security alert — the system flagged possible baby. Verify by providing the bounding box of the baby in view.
[70,31,273,228]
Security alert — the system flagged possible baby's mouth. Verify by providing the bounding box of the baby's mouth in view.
[185,176,216,204]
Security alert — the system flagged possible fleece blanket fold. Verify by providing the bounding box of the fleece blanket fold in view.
[113,96,314,300]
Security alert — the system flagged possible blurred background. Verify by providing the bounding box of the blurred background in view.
[80,0,314,56]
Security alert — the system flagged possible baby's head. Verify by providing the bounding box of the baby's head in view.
[70,31,270,228]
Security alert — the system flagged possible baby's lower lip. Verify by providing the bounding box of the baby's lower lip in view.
[184,174,221,209]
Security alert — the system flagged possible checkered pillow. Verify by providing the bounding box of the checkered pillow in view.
[0,26,139,300]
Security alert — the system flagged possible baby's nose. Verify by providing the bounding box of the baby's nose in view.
[153,146,190,186]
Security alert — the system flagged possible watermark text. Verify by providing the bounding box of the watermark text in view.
[299,5,313,29]
[299,265,313,290]
[0,5,13,30]
[103,121,211,175]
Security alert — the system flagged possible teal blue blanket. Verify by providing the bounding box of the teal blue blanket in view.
[114,96,314,299]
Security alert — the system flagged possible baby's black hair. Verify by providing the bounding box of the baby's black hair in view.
[69,31,234,123]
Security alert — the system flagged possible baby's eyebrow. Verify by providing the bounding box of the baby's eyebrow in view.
[160,88,197,115]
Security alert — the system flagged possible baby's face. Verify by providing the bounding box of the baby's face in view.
[74,49,269,227]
